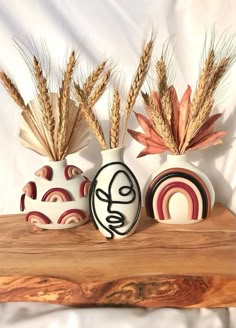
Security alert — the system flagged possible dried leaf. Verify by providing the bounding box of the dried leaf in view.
[137,146,167,157]
[178,85,191,145]
[133,112,166,147]
[189,113,222,146]
[128,128,168,152]
[169,86,179,145]
[188,131,227,150]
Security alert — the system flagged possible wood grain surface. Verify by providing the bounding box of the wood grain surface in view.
[0,203,236,307]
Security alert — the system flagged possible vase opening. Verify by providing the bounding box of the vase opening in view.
[101,146,125,164]
[166,153,187,162]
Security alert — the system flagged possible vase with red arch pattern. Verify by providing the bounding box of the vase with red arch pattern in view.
[20,159,90,229]
[145,154,215,224]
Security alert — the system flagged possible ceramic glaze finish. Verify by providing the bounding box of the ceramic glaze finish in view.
[90,146,141,239]
[145,154,215,224]
[22,160,90,229]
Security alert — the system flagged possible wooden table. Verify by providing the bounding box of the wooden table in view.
[0,203,236,307]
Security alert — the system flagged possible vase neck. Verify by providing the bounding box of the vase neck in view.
[47,159,67,169]
[101,146,125,165]
[166,154,187,163]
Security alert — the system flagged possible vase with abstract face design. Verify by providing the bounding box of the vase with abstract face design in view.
[20,159,90,229]
[89,146,141,239]
[145,154,215,224]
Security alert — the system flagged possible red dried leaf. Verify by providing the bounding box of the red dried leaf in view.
[134,112,153,135]
[133,112,166,147]
[169,86,180,146]
[127,129,149,146]
[178,85,191,145]
[191,113,222,145]
[188,131,227,151]
[128,129,167,149]
[137,146,167,158]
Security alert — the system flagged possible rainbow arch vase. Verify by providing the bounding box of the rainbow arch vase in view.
[89,146,141,239]
[20,159,90,229]
[145,154,215,224]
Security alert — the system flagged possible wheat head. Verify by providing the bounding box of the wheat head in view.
[74,83,107,150]
[121,39,154,144]
[190,49,215,121]
[88,70,111,108]
[33,57,55,135]
[57,51,76,159]
[149,97,178,154]
[83,60,107,96]
[109,89,120,148]
[156,56,168,98]
[0,71,29,112]
[161,88,172,124]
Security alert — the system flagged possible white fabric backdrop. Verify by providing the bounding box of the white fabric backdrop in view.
[0,0,236,327]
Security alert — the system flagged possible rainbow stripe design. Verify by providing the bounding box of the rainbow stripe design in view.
[79,180,91,198]
[145,168,211,220]
[35,165,53,180]
[64,165,83,180]
[41,188,72,202]
[23,181,37,199]
[57,209,86,224]
[26,211,51,225]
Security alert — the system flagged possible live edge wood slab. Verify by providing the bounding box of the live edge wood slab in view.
[0,203,236,308]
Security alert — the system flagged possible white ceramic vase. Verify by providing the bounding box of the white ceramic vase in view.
[145,154,215,224]
[89,146,141,239]
[20,159,90,229]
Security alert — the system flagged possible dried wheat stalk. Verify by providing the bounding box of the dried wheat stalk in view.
[156,56,168,98]
[149,96,178,154]
[121,39,154,143]
[74,83,107,150]
[141,91,150,106]
[161,88,172,124]
[83,60,107,96]
[189,49,215,120]
[88,69,111,108]
[0,72,29,112]
[57,51,76,159]
[33,56,55,158]
[109,89,120,148]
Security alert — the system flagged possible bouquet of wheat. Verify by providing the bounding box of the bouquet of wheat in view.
[0,49,111,230]
[73,39,154,239]
[128,36,235,224]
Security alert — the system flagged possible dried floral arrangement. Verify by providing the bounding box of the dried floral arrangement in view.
[0,49,111,161]
[128,36,236,157]
[74,39,154,149]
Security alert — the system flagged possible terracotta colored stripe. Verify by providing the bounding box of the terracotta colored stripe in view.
[162,187,193,220]
[145,168,210,219]
[157,182,199,220]
[152,177,203,221]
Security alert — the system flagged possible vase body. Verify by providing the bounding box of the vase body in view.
[21,159,90,229]
[89,146,141,239]
[145,154,215,224]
